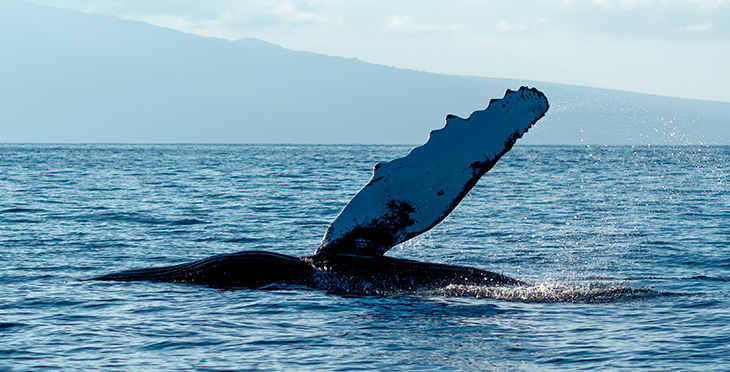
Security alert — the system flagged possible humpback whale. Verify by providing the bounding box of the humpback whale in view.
[95,87,549,291]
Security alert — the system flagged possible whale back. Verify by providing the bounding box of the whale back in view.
[315,87,549,257]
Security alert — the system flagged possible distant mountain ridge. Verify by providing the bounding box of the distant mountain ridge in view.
[1,0,728,145]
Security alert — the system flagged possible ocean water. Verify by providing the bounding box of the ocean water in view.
[1,144,728,371]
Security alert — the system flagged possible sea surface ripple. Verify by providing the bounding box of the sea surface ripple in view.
[1,144,728,371]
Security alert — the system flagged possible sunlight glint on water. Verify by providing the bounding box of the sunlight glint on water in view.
[0,144,728,371]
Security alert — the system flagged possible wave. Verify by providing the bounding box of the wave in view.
[431,282,668,303]
[583,275,730,282]
[298,277,670,303]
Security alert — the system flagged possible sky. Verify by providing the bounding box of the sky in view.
[25,0,730,103]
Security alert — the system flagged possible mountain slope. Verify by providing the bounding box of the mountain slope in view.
[1,0,727,145]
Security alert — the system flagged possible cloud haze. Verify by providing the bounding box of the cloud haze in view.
[25,0,730,102]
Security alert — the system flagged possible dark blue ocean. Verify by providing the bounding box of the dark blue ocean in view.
[1,144,728,371]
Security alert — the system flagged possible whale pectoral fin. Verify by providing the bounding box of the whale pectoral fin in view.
[315,87,549,257]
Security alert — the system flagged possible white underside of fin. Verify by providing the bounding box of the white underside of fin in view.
[315,87,549,257]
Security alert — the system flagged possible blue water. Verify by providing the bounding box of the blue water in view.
[1,144,728,371]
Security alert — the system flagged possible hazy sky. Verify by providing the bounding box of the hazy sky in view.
[26,0,730,102]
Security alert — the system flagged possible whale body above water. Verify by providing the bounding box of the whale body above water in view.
[95,87,549,291]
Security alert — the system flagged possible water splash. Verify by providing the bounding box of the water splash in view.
[432,281,666,303]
